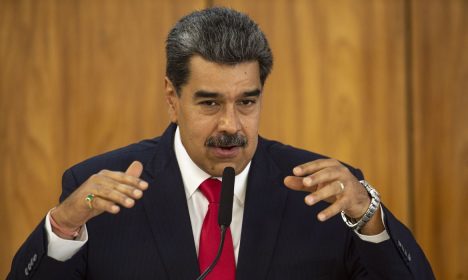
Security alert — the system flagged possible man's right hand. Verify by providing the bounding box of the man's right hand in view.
[50,161,148,238]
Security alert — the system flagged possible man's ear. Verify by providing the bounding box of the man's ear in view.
[165,77,178,123]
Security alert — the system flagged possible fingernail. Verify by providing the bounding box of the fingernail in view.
[305,196,314,205]
[318,213,326,221]
[133,189,142,197]
[111,205,120,213]
[126,198,134,206]
[139,181,148,188]
[304,177,312,186]
[293,167,302,175]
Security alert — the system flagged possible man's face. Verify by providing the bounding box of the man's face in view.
[165,55,262,177]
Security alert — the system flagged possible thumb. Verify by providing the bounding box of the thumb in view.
[125,161,144,178]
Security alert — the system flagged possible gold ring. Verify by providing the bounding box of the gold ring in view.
[85,193,95,209]
[337,181,345,192]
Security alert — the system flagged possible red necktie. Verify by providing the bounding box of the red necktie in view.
[198,178,236,280]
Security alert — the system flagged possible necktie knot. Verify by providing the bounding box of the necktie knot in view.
[199,178,221,203]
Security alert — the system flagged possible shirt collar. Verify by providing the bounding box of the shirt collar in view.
[174,126,249,205]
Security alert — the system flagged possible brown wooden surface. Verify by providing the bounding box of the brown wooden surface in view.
[411,0,468,279]
[0,0,466,278]
[0,0,205,277]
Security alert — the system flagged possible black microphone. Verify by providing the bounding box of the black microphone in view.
[218,166,235,227]
[196,166,236,280]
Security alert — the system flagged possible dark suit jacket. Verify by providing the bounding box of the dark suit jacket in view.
[8,124,434,279]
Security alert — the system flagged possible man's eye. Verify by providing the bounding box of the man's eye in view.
[200,101,218,106]
[239,99,256,106]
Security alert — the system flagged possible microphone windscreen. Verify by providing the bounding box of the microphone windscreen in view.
[218,167,235,226]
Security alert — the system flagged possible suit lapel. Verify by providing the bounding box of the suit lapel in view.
[236,139,289,279]
[141,124,200,279]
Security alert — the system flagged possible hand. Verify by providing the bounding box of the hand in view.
[284,159,384,234]
[51,161,148,236]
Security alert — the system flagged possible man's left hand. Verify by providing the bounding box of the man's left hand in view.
[283,158,385,235]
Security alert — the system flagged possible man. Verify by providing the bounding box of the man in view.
[8,7,434,279]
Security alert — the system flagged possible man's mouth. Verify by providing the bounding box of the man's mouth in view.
[210,146,241,158]
[219,145,236,150]
[204,133,247,159]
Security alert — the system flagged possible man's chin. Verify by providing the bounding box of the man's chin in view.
[203,161,247,177]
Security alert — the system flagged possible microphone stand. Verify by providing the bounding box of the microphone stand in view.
[195,225,228,280]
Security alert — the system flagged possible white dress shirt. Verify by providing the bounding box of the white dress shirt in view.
[46,126,389,261]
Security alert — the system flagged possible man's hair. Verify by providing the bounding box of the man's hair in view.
[166,7,273,95]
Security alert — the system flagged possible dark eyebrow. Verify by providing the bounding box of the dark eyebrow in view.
[193,89,261,100]
[193,90,220,99]
[243,89,261,97]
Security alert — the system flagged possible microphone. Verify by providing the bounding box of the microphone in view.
[196,166,235,280]
[218,166,235,227]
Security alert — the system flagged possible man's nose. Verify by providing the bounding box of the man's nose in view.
[218,105,241,134]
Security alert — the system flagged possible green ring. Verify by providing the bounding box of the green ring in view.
[85,193,95,202]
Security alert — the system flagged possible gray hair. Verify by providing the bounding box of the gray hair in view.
[165,7,273,95]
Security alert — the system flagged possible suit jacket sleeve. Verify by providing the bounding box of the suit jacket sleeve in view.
[345,168,435,279]
[7,169,88,280]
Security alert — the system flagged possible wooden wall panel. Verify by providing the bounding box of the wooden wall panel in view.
[0,0,205,277]
[0,1,68,274]
[214,0,410,224]
[411,0,468,279]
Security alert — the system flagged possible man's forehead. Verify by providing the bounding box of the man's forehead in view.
[182,55,262,97]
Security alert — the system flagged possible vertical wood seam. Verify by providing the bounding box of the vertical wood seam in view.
[404,0,415,231]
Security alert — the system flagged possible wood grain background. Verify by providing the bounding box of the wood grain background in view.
[411,0,468,279]
[0,0,466,279]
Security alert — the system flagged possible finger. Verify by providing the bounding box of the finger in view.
[284,176,305,190]
[91,175,143,200]
[317,200,344,222]
[304,181,344,206]
[302,166,346,187]
[126,161,144,177]
[114,182,144,200]
[103,189,135,208]
[293,158,342,176]
[92,181,136,208]
[284,176,318,192]
[99,168,148,191]
[91,196,120,214]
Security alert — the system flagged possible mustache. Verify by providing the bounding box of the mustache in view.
[205,133,248,148]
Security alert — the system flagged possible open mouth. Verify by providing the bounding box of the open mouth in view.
[219,146,236,150]
[210,146,241,158]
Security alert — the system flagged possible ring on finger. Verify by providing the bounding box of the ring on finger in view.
[85,193,95,209]
[337,181,345,192]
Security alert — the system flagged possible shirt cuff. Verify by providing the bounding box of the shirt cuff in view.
[353,206,390,243]
[45,210,88,261]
